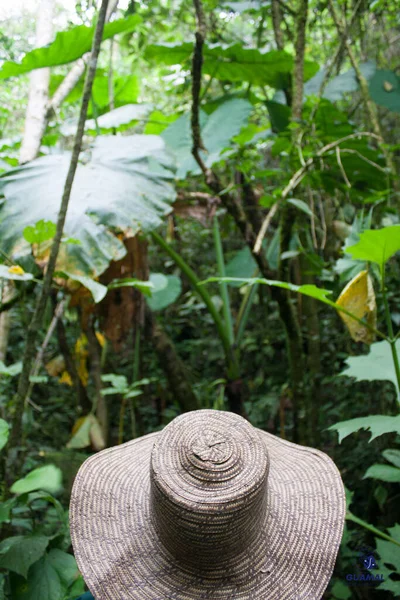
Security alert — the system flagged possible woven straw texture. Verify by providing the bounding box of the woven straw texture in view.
[70,410,345,600]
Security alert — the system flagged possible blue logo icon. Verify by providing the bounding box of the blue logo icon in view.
[362,554,377,570]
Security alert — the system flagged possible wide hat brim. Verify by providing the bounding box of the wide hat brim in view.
[70,428,345,600]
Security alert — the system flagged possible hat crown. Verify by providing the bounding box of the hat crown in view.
[150,410,269,570]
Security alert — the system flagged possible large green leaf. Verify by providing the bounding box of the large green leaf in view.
[364,464,400,483]
[346,226,400,273]
[11,549,79,600]
[145,43,318,88]
[86,104,153,131]
[328,414,400,443]
[304,62,376,101]
[225,247,257,287]
[375,527,400,595]
[0,535,49,578]
[382,449,400,468]
[0,15,142,79]
[369,70,400,113]
[161,99,252,179]
[146,273,182,311]
[0,135,176,279]
[10,465,62,495]
[339,340,400,394]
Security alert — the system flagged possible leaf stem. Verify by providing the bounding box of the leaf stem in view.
[213,216,234,345]
[347,512,400,547]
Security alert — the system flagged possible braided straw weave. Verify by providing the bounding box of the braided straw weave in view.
[70,410,345,599]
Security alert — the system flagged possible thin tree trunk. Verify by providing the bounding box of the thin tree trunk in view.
[46,0,119,118]
[19,0,54,164]
[86,320,108,445]
[5,0,110,483]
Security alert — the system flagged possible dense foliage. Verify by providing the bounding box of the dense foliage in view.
[0,0,400,598]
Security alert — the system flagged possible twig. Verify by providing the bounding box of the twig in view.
[191,0,208,173]
[336,146,351,188]
[6,0,110,476]
[30,299,66,383]
[253,132,382,254]
[328,0,396,180]
[307,185,318,249]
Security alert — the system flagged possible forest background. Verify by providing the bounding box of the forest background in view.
[0,0,399,598]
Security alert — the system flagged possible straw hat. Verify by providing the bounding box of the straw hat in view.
[70,410,345,599]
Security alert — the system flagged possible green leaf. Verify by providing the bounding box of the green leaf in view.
[0,135,176,280]
[328,414,400,443]
[146,273,182,312]
[162,99,252,179]
[340,340,400,394]
[85,104,153,131]
[23,220,56,245]
[225,247,257,287]
[331,580,352,600]
[11,465,63,495]
[64,273,107,304]
[287,198,313,218]
[0,265,33,281]
[0,498,16,524]
[11,549,80,600]
[108,278,153,297]
[0,535,49,578]
[101,374,128,391]
[375,530,400,594]
[0,361,22,376]
[382,449,400,468]
[145,43,318,88]
[369,70,400,113]
[0,15,142,79]
[265,101,291,132]
[0,419,9,451]
[346,226,400,273]
[364,464,400,483]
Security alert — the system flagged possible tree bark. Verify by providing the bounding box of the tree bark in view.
[147,309,199,413]
[19,0,54,164]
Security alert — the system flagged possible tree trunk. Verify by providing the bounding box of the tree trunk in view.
[147,309,199,413]
[19,0,54,164]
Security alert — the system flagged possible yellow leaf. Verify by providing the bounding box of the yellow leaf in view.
[8,265,25,275]
[45,355,66,377]
[336,270,376,344]
[71,416,88,436]
[59,371,73,386]
[95,332,106,348]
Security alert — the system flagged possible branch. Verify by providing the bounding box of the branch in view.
[253,132,382,254]
[328,0,397,180]
[6,0,110,477]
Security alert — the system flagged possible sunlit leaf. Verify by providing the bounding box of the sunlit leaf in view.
[0,265,33,281]
[339,339,400,395]
[328,414,400,443]
[346,226,400,273]
[23,220,56,245]
[364,464,400,482]
[287,198,313,218]
[64,273,107,304]
[10,465,62,495]
[382,449,400,468]
[336,270,376,344]
[0,15,142,79]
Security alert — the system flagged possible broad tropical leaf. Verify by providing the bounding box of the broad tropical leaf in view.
[146,273,182,311]
[339,339,400,395]
[336,270,376,344]
[0,536,49,578]
[162,99,252,178]
[145,43,319,88]
[11,549,80,600]
[346,226,400,273]
[328,414,400,443]
[0,15,142,79]
[0,135,176,279]
[369,70,400,113]
[10,465,62,495]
